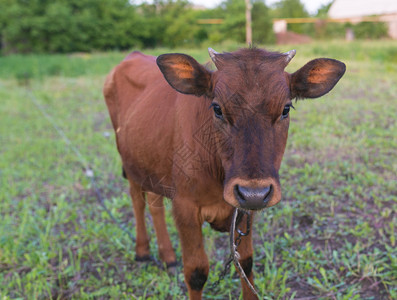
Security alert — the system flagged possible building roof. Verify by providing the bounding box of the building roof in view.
[328,0,397,19]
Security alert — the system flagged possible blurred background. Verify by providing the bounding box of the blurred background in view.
[1,0,396,53]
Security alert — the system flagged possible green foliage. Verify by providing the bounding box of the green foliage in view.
[206,0,274,45]
[138,0,206,48]
[273,0,309,34]
[352,21,389,39]
[316,23,346,39]
[315,1,333,18]
[315,22,389,40]
[0,0,392,54]
[219,0,246,43]
[0,0,229,52]
[252,1,275,44]
[314,2,388,40]
[273,0,308,18]
[0,0,145,53]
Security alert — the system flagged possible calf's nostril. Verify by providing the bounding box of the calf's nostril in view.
[234,184,272,209]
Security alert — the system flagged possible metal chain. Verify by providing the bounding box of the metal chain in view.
[211,208,260,299]
[230,208,260,298]
[210,210,245,289]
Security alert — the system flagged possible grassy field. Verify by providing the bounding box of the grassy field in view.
[0,40,396,299]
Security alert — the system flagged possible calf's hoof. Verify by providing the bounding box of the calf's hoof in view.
[166,261,178,275]
[135,254,152,262]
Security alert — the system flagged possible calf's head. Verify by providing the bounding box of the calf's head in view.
[157,48,345,210]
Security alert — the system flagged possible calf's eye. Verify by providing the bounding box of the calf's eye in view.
[281,104,293,120]
[211,103,223,119]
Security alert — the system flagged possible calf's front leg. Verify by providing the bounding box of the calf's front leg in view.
[234,213,258,300]
[173,198,208,300]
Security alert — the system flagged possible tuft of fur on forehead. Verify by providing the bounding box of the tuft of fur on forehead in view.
[210,48,292,123]
[213,48,288,70]
[213,48,290,100]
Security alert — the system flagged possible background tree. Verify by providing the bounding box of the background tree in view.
[0,0,143,53]
[316,1,333,18]
[273,0,309,34]
[252,0,274,44]
[137,0,207,48]
[219,0,246,43]
[3,0,382,54]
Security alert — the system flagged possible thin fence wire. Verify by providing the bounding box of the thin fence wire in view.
[26,89,136,243]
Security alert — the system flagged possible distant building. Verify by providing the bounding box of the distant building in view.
[328,0,397,39]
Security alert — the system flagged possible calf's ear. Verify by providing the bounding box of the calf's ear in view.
[290,58,346,99]
[157,53,212,97]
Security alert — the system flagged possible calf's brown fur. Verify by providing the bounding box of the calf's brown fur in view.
[103,48,345,299]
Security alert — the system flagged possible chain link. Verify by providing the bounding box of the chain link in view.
[210,209,255,292]
[230,208,260,298]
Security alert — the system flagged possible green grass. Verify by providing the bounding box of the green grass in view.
[0,40,396,299]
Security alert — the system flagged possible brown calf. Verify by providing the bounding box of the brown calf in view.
[103,48,345,299]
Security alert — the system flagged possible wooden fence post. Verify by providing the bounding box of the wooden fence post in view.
[245,0,252,45]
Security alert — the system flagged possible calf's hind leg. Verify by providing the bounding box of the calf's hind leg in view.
[146,192,177,268]
[128,179,151,261]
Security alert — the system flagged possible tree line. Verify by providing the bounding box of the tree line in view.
[0,0,388,54]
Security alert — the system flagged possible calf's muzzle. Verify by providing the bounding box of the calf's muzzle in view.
[234,184,272,210]
[224,177,281,210]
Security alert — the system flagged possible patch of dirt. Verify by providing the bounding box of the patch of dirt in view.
[359,277,389,300]
[286,276,317,298]
[276,32,312,45]
[298,214,314,228]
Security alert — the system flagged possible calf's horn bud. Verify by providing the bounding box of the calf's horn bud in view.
[284,49,296,64]
[208,47,219,63]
